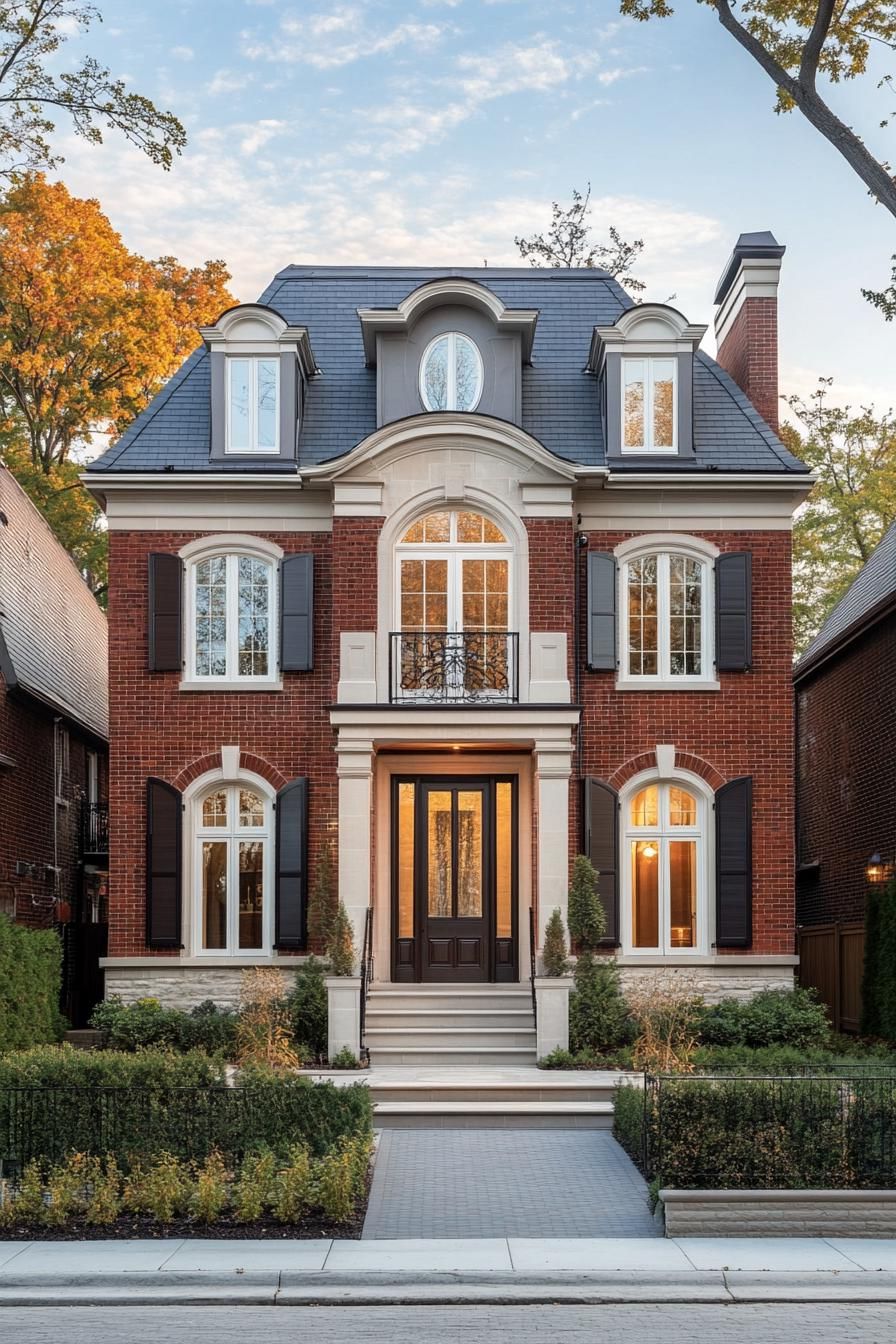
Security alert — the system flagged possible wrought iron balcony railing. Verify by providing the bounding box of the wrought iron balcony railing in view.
[389,630,519,704]
[80,801,109,859]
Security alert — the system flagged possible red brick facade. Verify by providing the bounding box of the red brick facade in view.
[795,614,896,928]
[717,296,780,432]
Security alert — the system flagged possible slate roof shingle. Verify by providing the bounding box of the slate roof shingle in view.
[794,520,896,679]
[0,467,108,739]
[89,265,807,476]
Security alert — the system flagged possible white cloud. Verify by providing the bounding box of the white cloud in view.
[243,7,448,69]
[206,69,252,96]
[779,365,895,415]
[171,45,195,61]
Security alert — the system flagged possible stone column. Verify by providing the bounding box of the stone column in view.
[533,977,572,1057]
[336,731,374,964]
[534,734,573,951]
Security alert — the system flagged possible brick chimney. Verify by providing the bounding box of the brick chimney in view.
[713,231,785,434]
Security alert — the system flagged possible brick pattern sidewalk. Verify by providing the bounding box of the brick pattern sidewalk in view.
[362,1130,659,1239]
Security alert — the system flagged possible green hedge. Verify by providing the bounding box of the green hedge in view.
[0,921,65,1052]
[615,1075,896,1190]
[695,987,829,1049]
[862,878,896,1039]
[89,998,238,1056]
[0,1049,372,1169]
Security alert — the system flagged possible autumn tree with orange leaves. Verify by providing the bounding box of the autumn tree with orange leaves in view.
[0,173,234,591]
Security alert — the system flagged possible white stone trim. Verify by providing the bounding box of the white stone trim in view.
[358,280,539,364]
[220,745,240,778]
[655,744,675,779]
[714,255,783,350]
[178,533,284,562]
[529,633,571,703]
[613,532,719,562]
[337,632,377,703]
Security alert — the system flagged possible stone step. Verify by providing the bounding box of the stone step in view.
[365,1026,537,1050]
[367,1079,617,1104]
[366,1009,535,1030]
[373,1100,614,1130]
[367,1047,538,1067]
[368,988,532,1013]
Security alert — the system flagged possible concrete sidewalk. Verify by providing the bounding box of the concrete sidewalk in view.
[3,1237,896,1305]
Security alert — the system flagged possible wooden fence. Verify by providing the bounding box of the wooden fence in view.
[798,921,865,1034]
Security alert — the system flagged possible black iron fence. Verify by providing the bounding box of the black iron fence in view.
[633,1072,896,1190]
[389,630,519,703]
[79,801,109,857]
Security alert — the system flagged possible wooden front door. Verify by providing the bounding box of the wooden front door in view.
[392,776,517,983]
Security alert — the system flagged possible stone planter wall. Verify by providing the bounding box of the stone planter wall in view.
[661,1188,896,1237]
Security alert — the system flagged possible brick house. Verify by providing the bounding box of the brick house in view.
[84,233,811,1058]
[0,466,109,1024]
[793,522,896,1031]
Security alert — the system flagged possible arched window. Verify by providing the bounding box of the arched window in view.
[419,333,483,412]
[394,509,514,700]
[187,551,276,684]
[620,547,712,683]
[194,782,272,953]
[622,776,708,955]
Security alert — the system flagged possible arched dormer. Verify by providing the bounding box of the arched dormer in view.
[199,304,318,466]
[357,279,538,429]
[587,303,708,462]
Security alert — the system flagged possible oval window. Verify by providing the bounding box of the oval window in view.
[419,332,483,413]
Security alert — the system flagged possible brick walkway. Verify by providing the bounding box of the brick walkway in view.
[361,1130,659,1239]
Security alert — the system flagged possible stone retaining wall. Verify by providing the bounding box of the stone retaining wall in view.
[661,1188,896,1237]
[618,964,794,1003]
[104,965,300,1009]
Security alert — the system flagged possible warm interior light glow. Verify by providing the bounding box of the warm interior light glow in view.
[642,843,658,859]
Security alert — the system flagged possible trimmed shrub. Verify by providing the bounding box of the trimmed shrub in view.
[89,997,237,1055]
[307,842,337,951]
[612,1082,646,1170]
[569,954,634,1055]
[0,919,65,1052]
[287,958,328,1060]
[328,903,355,976]
[862,878,896,1040]
[697,988,830,1050]
[542,909,570,977]
[0,1045,223,1090]
[567,855,606,953]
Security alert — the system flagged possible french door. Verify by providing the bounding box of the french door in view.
[392,776,517,982]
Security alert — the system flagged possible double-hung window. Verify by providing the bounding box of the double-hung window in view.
[622,357,676,453]
[622,550,710,684]
[227,357,279,453]
[190,552,276,684]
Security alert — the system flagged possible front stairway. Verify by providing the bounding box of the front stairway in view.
[361,983,617,1129]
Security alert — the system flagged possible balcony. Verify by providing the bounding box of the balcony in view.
[80,801,109,861]
[389,631,519,704]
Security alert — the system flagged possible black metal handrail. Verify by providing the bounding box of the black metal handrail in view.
[528,906,537,1032]
[79,801,109,857]
[389,630,519,703]
[359,906,373,1065]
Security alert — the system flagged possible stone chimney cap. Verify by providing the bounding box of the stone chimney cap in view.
[714,232,786,307]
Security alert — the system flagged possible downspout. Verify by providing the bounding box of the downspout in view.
[574,524,588,780]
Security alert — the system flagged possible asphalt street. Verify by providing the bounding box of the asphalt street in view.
[6,1304,896,1342]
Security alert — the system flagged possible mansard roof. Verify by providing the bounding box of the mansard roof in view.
[89,265,807,476]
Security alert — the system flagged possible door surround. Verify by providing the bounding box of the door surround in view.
[374,751,532,985]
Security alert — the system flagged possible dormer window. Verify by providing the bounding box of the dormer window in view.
[623,358,677,453]
[420,333,483,412]
[227,358,279,454]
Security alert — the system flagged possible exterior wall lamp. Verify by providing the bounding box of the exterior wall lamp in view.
[865,853,892,884]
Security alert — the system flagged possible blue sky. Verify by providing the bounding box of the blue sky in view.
[50,0,896,414]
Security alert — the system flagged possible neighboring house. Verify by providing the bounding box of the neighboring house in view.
[84,232,811,1046]
[793,522,896,1032]
[0,466,109,1025]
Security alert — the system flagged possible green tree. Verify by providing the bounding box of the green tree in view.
[618,0,896,221]
[306,841,337,951]
[567,853,607,954]
[542,908,570,977]
[515,184,646,292]
[784,382,896,652]
[0,2,186,179]
[327,903,356,977]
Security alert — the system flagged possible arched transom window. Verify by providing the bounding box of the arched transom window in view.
[394,509,514,700]
[419,333,483,412]
[623,779,707,955]
[195,783,271,953]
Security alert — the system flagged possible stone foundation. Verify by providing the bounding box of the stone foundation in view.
[662,1188,896,1237]
[617,961,795,1003]
[102,963,304,1009]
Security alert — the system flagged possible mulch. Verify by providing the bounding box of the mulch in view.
[0,1207,365,1240]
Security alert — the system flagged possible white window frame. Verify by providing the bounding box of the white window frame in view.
[192,780,273,957]
[620,770,712,957]
[621,356,678,454]
[618,547,717,690]
[226,356,280,455]
[86,750,99,807]
[419,332,484,413]
[185,550,279,689]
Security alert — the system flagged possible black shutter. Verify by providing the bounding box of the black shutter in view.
[275,777,308,948]
[586,552,617,670]
[583,777,619,945]
[715,776,753,947]
[146,778,182,948]
[280,554,314,672]
[148,554,183,672]
[715,552,752,671]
